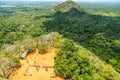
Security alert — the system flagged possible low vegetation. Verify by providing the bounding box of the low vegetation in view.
[54,39,120,80]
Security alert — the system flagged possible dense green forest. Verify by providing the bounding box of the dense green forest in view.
[0,0,120,79]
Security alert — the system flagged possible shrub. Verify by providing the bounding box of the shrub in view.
[38,44,47,54]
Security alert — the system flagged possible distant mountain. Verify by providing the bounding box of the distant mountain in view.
[53,0,82,12]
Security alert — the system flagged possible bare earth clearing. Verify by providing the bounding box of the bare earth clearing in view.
[9,48,63,80]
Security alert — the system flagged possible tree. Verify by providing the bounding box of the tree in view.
[38,44,47,54]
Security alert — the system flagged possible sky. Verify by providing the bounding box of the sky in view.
[0,0,120,2]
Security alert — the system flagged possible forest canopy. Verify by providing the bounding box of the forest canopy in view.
[0,0,120,79]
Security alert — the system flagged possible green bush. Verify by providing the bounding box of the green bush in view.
[6,53,20,67]
[53,32,63,48]
[0,74,5,78]
[38,44,47,54]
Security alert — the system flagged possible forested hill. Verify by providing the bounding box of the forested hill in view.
[53,0,83,12]
[43,0,120,74]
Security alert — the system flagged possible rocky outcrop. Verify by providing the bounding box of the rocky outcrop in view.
[0,58,16,78]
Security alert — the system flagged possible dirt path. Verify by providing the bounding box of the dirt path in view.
[9,48,63,80]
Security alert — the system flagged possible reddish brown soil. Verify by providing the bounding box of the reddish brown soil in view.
[9,48,63,80]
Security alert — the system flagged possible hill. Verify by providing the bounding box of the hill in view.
[42,0,120,79]
[53,0,82,12]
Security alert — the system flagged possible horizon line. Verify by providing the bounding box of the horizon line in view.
[0,0,120,3]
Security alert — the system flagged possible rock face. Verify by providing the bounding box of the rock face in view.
[41,32,58,47]
[54,0,81,12]
[0,58,16,78]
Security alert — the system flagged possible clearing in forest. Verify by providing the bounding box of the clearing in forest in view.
[9,48,63,80]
